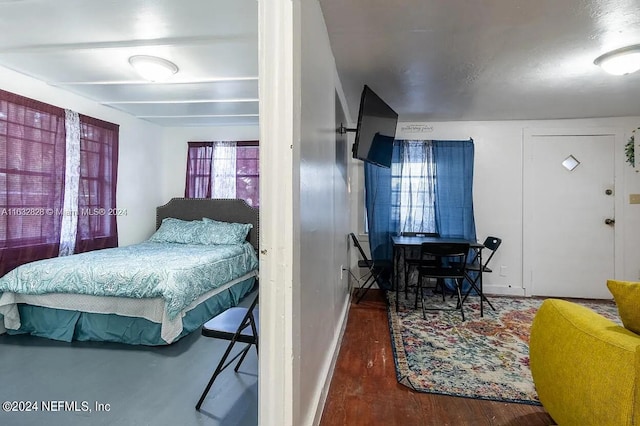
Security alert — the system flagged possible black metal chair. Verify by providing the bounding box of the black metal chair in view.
[461,236,501,315]
[195,292,259,411]
[349,233,392,303]
[400,232,440,301]
[415,242,469,320]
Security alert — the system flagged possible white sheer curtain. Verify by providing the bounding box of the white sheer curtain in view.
[58,109,80,256]
[211,141,237,199]
[394,140,437,233]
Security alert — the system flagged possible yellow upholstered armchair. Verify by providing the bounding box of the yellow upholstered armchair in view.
[529,280,640,426]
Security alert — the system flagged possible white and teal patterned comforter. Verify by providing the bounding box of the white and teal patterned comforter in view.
[0,241,258,321]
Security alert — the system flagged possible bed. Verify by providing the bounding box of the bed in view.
[0,198,259,345]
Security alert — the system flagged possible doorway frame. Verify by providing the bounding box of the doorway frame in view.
[522,127,625,296]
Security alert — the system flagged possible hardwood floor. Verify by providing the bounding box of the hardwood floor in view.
[320,290,555,426]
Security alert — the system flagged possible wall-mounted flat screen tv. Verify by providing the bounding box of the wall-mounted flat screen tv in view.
[352,85,398,168]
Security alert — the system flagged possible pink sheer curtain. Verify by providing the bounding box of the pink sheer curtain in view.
[74,115,119,253]
[0,89,66,276]
[184,141,259,207]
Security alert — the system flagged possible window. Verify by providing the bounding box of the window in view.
[0,90,66,274]
[392,141,437,233]
[185,143,213,199]
[75,115,119,252]
[185,141,259,207]
[234,142,259,206]
[365,140,437,234]
[0,89,119,275]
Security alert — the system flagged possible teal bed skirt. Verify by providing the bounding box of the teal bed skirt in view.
[3,277,255,346]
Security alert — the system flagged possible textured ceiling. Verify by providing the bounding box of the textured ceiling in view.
[319,0,640,122]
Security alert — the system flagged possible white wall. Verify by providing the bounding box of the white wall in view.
[258,0,351,424]
[297,1,351,425]
[351,116,640,294]
[0,66,164,247]
[159,125,259,202]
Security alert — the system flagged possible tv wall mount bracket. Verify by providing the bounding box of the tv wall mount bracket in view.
[337,123,357,135]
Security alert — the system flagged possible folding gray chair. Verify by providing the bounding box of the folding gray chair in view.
[349,233,392,303]
[195,292,259,411]
[461,236,501,315]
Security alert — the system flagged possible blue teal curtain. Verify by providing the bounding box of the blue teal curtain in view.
[433,140,477,241]
[363,144,401,264]
[433,139,477,291]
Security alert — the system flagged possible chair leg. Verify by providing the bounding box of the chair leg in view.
[233,343,252,372]
[461,279,477,306]
[455,279,465,321]
[404,262,410,300]
[196,339,241,410]
[346,268,365,296]
[234,316,259,373]
[419,277,466,320]
[196,321,259,411]
[436,278,446,301]
[354,273,376,303]
[479,277,496,312]
[405,262,419,301]
[461,275,496,316]
[414,272,421,309]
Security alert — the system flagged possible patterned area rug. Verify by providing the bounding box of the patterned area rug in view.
[387,291,620,405]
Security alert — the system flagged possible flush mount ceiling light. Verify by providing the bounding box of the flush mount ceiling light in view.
[594,45,640,75]
[128,55,179,82]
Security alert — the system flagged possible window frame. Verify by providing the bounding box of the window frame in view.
[185,140,259,207]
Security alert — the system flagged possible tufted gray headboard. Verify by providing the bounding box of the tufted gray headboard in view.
[155,198,259,250]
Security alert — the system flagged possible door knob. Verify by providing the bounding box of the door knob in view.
[604,218,615,226]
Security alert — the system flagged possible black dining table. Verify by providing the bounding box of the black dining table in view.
[391,235,486,314]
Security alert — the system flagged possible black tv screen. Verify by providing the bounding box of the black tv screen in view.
[352,85,398,168]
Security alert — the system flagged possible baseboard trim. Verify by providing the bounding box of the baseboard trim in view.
[484,285,526,297]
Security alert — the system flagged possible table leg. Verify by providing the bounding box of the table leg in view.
[478,248,483,317]
[394,244,399,312]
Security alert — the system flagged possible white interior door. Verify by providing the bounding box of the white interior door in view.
[524,133,615,299]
